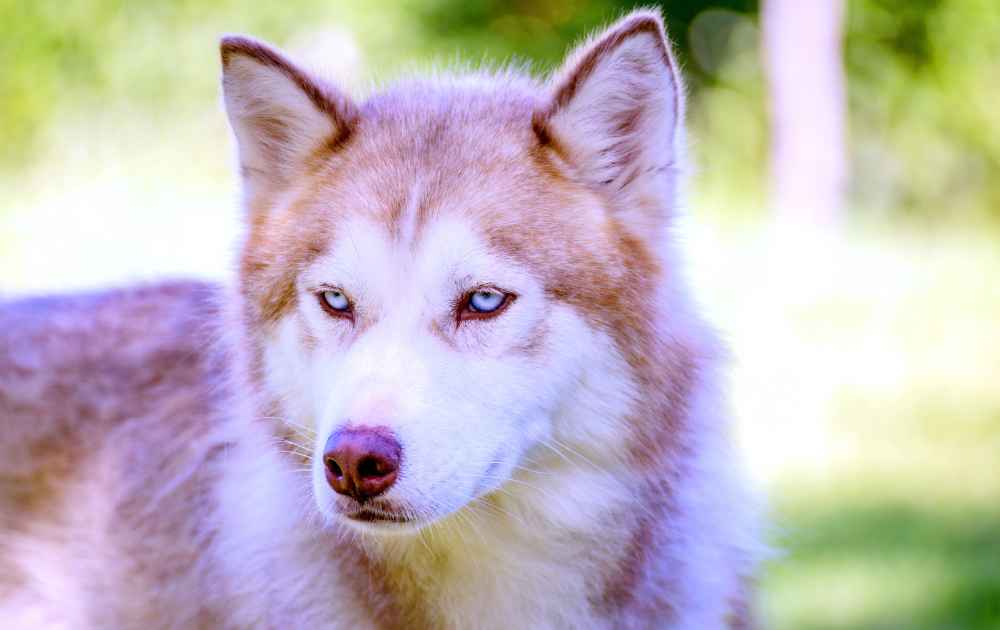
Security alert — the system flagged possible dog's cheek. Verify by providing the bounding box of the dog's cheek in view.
[544,306,638,459]
[258,316,323,438]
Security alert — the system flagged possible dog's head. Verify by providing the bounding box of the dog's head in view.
[221,11,689,533]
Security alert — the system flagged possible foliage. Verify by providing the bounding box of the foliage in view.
[846,0,1000,224]
[692,223,1000,629]
[5,0,997,226]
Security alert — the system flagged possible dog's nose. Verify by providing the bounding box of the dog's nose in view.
[323,427,401,502]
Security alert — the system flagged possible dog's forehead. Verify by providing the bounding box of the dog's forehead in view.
[359,81,541,150]
[303,86,581,254]
[342,87,541,199]
[312,209,488,279]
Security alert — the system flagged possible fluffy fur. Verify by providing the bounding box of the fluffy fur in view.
[0,10,762,628]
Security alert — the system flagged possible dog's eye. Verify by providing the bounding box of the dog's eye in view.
[460,288,514,321]
[318,289,352,319]
[469,290,504,312]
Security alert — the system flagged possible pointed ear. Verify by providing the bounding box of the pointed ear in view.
[220,35,358,211]
[534,11,684,229]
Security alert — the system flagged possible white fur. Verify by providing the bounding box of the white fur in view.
[275,214,591,529]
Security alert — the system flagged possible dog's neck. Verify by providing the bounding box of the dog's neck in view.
[342,451,666,629]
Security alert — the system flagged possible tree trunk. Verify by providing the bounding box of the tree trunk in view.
[763,0,847,226]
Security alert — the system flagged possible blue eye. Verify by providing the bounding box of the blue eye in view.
[466,288,510,316]
[320,289,351,315]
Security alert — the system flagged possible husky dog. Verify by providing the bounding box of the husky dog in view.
[0,10,761,629]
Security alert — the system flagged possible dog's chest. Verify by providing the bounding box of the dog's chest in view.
[357,528,618,630]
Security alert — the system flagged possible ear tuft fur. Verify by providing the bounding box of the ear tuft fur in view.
[220,35,359,212]
[535,10,684,230]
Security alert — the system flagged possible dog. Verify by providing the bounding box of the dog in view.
[0,9,762,628]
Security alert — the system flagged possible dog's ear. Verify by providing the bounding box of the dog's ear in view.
[534,10,684,233]
[220,35,358,212]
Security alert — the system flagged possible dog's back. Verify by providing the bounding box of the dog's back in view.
[0,282,229,628]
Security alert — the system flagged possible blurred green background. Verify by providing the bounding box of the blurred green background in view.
[1,1,998,627]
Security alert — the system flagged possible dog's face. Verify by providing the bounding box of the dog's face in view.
[221,13,684,532]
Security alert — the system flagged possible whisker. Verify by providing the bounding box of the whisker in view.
[545,437,602,471]
[257,415,318,437]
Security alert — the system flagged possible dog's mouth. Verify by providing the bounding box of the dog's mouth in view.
[344,507,412,524]
[332,497,421,530]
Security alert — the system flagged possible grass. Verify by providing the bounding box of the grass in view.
[767,498,1000,629]
[685,217,1000,629]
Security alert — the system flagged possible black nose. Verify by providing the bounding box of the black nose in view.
[323,427,401,502]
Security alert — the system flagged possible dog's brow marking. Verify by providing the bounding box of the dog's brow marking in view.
[398,178,424,247]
